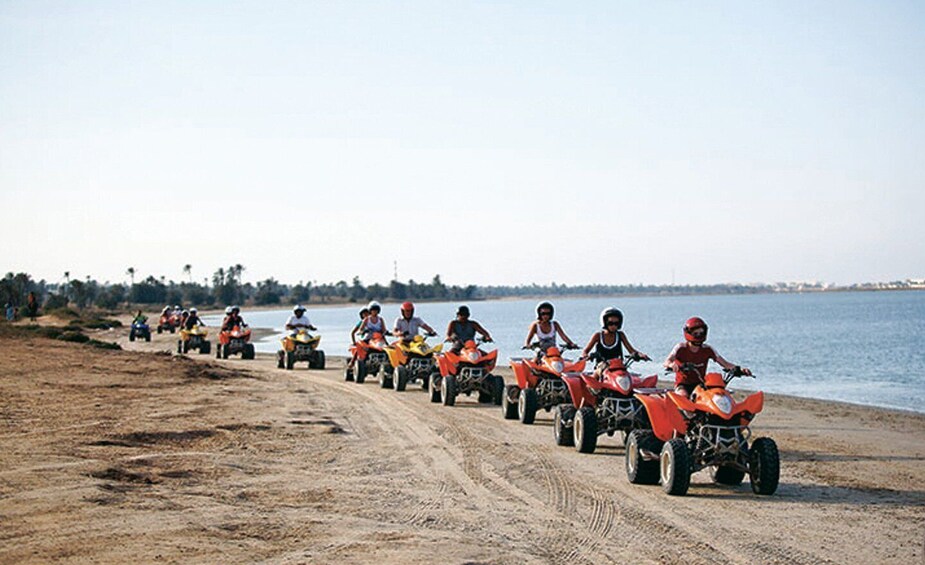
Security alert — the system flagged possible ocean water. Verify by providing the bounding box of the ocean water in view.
[203,290,925,413]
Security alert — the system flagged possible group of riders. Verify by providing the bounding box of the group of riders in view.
[143,300,750,396]
[343,300,750,398]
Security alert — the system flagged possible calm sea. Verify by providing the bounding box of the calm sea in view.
[204,290,925,413]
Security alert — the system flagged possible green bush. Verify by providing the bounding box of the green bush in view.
[57,331,90,343]
[88,339,121,350]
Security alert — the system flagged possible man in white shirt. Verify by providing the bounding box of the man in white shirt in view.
[392,301,436,343]
[286,305,317,335]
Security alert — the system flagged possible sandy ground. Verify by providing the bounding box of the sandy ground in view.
[1,321,923,564]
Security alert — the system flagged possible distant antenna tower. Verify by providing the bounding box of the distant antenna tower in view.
[393,260,398,281]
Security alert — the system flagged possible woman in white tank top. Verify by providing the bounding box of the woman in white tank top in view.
[523,301,578,357]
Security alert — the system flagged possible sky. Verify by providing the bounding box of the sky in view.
[1,1,923,288]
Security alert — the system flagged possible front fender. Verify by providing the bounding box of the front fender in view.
[563,374,596,408]
[509,360,534,389]
[637,393,688,442]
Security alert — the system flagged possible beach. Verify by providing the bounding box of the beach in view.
[1,322,923,564]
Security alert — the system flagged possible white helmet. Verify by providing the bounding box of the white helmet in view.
[190,307,197,314]
[293,304,306,313]
[367,300,381,313]
[225,306,233,315]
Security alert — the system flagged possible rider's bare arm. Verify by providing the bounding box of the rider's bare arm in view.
[620,332,649,360]
[581,332,600,358]
[523,321,538,347]
[473,322,492,341]
[664,343,682,369]
[554,321,577,348]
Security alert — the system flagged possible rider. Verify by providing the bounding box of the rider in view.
[179,309,190,329]
[392,301,437,344]
[285,305,317,336]
[347,307,370,372]
[664,317,752,398]
[523,301,578,358]
[132,310,148,325]
[221,305,246,332]
[183,307,205,330]
[580,307,650,377]
[357,301,387,341]
[445,305,492,353]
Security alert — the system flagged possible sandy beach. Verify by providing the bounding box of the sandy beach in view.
[1,320,923,564]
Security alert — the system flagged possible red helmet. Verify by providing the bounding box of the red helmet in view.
[401,301,414,314]
[683,317,708,345]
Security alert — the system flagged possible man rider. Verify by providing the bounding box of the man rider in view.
[392,301,436,343]
[286,305,317,336]
[222,305,246,331]
[183,307,205,330]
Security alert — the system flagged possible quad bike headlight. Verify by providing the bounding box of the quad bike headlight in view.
[551,361,565,373]
[713,394,733,414]
[616,375,631,392]
[468,351,480,362]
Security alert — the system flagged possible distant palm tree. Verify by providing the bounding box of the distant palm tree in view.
[126,267,135,285]
[183,264,192,283]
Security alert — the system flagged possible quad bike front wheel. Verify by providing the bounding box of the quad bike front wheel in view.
[310,350,325,370]
[395,366,409,391]
[145,332,151,342]
[441,374,457,406]
[344,366,355,382]
[277,351,285,369]
[286,350,296,370]
[200,340,210,355]
[356,359,367,384]
[554,404,576,447]
[490,375,504,405]
[660,438,692,496]
[625,430,660,485]
[222,344,230,359]
[574,406,598,454]
[379,366,394,389]
[748,437,780,495]
[502,385,520,420]
[429,373,442,403]
[129,331,136,342]
[518,388,538,424]
[243,343,256,360]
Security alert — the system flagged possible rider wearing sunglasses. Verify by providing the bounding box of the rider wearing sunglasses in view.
[523,301,578,358]
[664,317,752,398]
[580,307,650,377]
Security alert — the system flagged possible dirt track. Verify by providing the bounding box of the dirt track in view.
[1,327,923,564]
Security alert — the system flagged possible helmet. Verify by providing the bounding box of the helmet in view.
[600,307,623,330]
[456,304,470,316]
[190,308,197,314]
[536,301,554,319]
[231,305,240,313]
[683,317,708,345]
[293,304,306,314]
[224,306,233,315]
[181,310,189,316]
[367,301,381,313]
[358,307,369,318]
[401,301,414,313]
[174,305,180,310]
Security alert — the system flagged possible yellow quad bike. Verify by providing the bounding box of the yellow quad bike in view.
[277,330,325,370]
[177,325,211,355]
[386,334,442,392]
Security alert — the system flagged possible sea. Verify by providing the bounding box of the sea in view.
[203,290,925,414]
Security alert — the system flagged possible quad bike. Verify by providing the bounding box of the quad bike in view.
[345,332,392,386]
[276,329,325,370]
[129,319,151,342]
[217,325,255,360]
[556,354,658,452]
[625,367,780,496]
[157,312,180,334]
[505,343,585,424]
[177,325,211,355]
[429,338,503,407]
[385,333,442,391]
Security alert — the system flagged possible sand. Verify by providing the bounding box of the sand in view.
[1,321,923,564]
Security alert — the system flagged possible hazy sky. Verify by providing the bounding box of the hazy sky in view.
[2,1,923,287]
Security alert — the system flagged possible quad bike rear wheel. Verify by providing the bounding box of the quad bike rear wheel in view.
[429,373,442,403]
[574,406,598,454]
[344,366,355,382]
[712,465,746,486]
[748,437,780,495]
[277,351,285,369]
[491,375,504,405]
[441,374,457,406]
[311,350,325,370]
[518,388,538,424]
[199,340,210,354]
[177,340,183,354]
[129,330,136,342]
[222,344,230,359]
[660,438,692,496]
[182,340,190,354]
[145,332,151,342]
[502,385,520,419]
[626,430,660,485]
[395,366,409,391]
[554,404,576,447]
[379,366,394,389]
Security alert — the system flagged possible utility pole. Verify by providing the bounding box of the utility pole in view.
[393,260,398,281]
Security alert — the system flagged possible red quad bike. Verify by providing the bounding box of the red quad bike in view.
[429,339,504,407]
[556,354,659,453]
[345,332,393,386]
[505,343,585,424]
[625,367,780,496]
[217,325,255,360]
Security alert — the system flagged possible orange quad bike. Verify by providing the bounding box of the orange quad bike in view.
[217,325,255,360]
[626,367,780,496]
[346,332,393,386]
[505,343,585,424]
[429,338,503,407]
[177,325,211,355]
[556,354,658,453]
[157,312,181,334]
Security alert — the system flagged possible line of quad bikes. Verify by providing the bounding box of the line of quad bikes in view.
[148,315,779,497]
